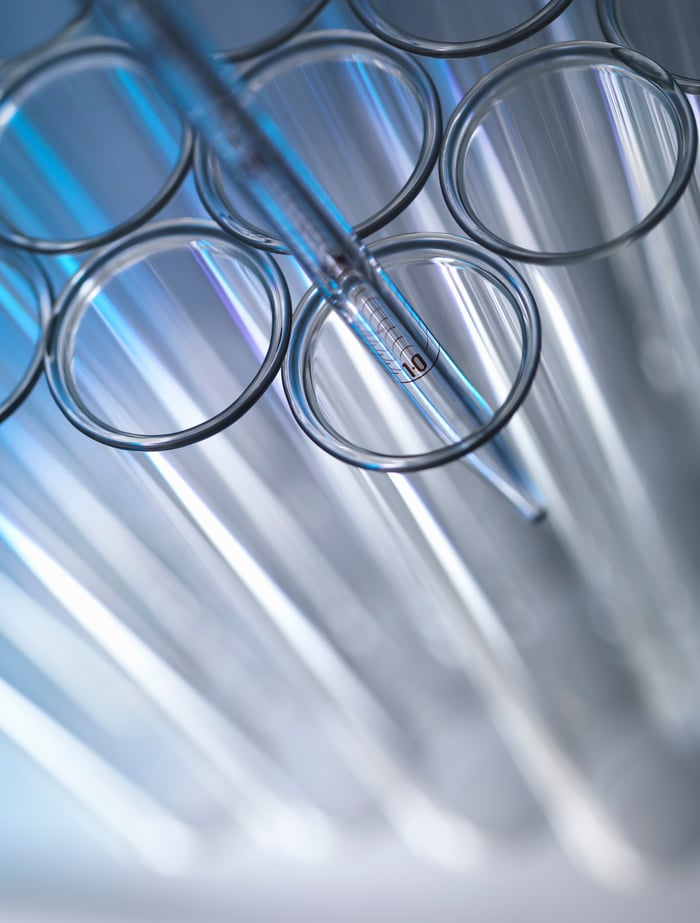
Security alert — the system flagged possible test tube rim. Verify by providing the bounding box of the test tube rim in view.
[0,0,92,69]
[439,40,698,266]
[346,0,575,59]
[212,0,330,64]
[0,245,53,422]
[194,29,442,254]
[282,232,541,473]
[0,36,194,255]
[597,0,700,95]
[44,218,292,451]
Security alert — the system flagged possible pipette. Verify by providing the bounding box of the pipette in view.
[93,0,543,520]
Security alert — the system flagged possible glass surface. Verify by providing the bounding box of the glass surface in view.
[3,2,700,892]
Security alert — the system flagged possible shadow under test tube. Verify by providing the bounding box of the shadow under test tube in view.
[92,0,542,520]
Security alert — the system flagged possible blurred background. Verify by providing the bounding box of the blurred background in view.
[3,0,700,919]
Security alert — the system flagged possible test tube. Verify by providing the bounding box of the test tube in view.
[45,221,292,449]
[357,0,607,143]
[194,29,442,254]
[0,37,192,253]
[440,41,700,735]
[283,234,540,485]
[596,1,700,427]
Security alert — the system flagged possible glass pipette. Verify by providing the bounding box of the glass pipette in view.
[93,0,543,520]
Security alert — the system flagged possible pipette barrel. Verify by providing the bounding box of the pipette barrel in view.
[93,0,542,519]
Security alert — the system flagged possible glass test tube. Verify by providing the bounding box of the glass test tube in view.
[0,37,192,253]
[291,226,700,877]
[440,41,700,740]
[194,29,441,254]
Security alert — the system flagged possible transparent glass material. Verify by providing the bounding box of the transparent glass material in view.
[180,0,329,62]
[440,42,696,264]
[0,38,192,253]
[441,42,700,735]
[283,234,541,475]
[0,247,51,422]
[0,0,90,66]
[195,30,441,254]
[347,0,575,58]
[598,0,700,95]
[45,220,291,450]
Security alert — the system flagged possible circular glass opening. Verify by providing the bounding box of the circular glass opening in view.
[0,39,192,253]
[45,221,291,450]
[195,31,440,253]
[440,42,697,263]
[283,234,540,473]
